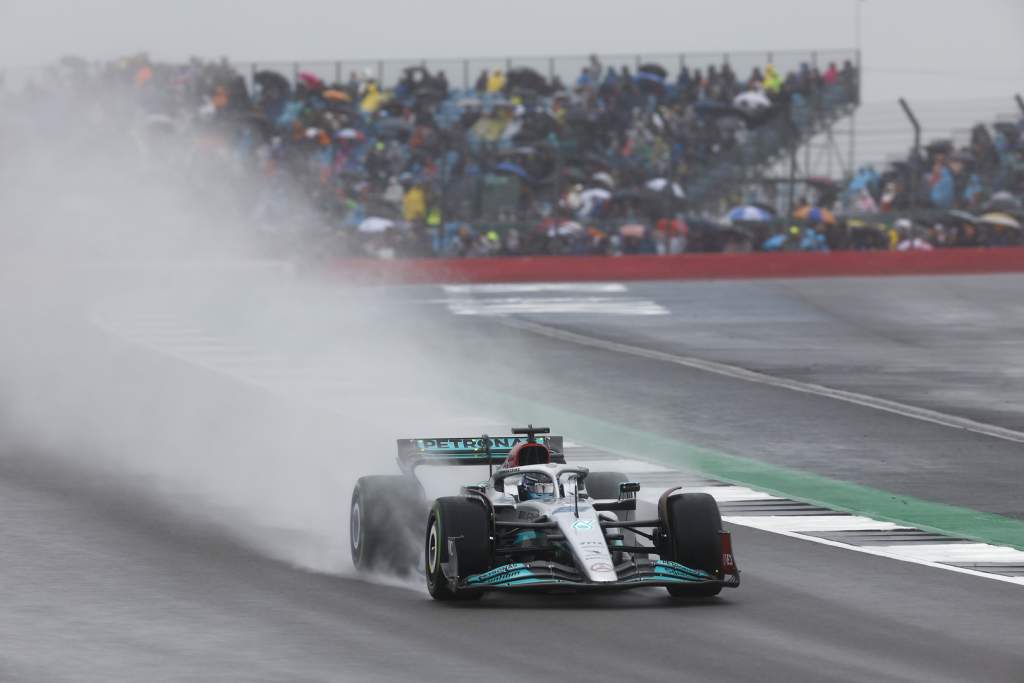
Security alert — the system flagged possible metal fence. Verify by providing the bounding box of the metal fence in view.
[234,48,858,92]
[1,48,858,95]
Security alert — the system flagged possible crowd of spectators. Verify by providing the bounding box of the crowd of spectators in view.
[2,53,862,259]
[829,113,1024,250]
[6,53,1018,257]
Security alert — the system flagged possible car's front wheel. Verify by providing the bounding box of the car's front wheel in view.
[659,492,724,598]
[425,497,492,601]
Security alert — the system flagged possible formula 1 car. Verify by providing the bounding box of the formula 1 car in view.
[350,426,739,601]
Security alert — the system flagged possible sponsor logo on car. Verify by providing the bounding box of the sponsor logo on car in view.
[571,519,594,531]
[589,562,614,573]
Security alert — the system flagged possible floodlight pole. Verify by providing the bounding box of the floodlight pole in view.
[850,0,865,175]
[1015,94,1024,116]
[898,97,921,212]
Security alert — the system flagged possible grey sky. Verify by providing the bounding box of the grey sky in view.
[4,0,1022,103]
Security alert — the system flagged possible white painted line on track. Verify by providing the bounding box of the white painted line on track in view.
[633,480,1024,586]
[731,521,1024,586]
[673,486,780,502]
[873,543,1024,564]
[446,297,668,316]
[442,283,628,294]
[724,515,905,533]
[504,318,1024,445]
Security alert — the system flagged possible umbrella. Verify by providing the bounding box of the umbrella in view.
[580,187,612,203]
[358,217,396,233]
[897,238,934,251]
[495,161,531,181]
[638,63,668,79]
[297,72,324,89]
[634,69,666,94]
[592,171,616,189]
[978,212,1022,230]
[618,223,647,238]
[322,89,351,102]
[254,70,290,93]
[553,221,584,236]
[793,205,836,224]
[374,118,414,140]
[947,210,977,225]
[762,233,789,251]
[725,205,774,224]
[506,67,549,93]
[336,128,363,140]
[982,191,1022,213]
[926,139,953,155]
[732,90,772,111]
[645,177,685,199]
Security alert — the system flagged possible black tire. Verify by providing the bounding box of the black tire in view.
[350,475,424,575]
[659,492,724,597]
[425,497,492,601]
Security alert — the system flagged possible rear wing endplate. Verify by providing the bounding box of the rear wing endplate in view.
[396,435,564,474]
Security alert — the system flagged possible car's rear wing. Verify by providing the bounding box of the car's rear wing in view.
[396,435,564,474]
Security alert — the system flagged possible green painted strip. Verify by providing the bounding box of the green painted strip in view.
[474,389,1024,551]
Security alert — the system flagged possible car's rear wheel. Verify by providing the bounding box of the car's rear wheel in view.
[425,497,492,601]
[350,475,423,575]
[659,492,724,597]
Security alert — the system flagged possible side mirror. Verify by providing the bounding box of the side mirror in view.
[618,482,640,501]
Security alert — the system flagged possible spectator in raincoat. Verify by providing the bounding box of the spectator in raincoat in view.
[403,182,426,222]
[486,69,506,94]
[360,82,384,114]
[763,65,781,95]
[928,160,955,209]
[962,173,984,208]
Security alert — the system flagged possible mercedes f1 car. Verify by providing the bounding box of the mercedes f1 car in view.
[350,426,739,601]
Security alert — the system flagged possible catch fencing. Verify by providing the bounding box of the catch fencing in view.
[234,48,858,92]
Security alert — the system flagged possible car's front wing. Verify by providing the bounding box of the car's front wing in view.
[459,558,740,592]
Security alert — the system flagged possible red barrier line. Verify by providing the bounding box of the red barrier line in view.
[330,247,1024,285]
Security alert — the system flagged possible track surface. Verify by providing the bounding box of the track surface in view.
[2,273,1023,682]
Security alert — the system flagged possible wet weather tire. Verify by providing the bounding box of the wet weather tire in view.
[350,476,423,575]
[425,497,492,601]
[659,492,724,598]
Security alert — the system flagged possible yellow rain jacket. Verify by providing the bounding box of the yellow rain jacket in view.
[360,83,384,114]
[486,69,506,93]
[403,185,426,222]
[763,65,781,95]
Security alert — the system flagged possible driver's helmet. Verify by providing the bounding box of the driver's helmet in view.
[518,471,556,501]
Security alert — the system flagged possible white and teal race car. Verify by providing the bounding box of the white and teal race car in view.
[350,426,739,601]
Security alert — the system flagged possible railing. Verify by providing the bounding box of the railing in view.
[233,48,858,92]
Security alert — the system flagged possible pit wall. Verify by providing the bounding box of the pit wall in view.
[331,247,1024,285]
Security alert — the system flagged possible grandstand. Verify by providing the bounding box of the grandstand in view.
[3,48,1020,257]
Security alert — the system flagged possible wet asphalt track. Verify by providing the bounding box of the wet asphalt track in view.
[2,273,1024,682]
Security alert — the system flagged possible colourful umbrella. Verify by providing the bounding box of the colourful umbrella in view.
[793,205,836,224]
[725,205,773,224]
[323,89,351,102]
